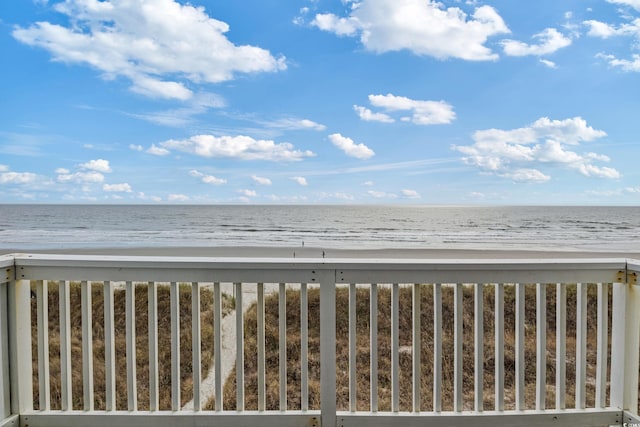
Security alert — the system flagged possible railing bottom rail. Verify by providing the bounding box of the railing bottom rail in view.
[338,408,621,427]
[20,411,320,427]
[15,408,625,427]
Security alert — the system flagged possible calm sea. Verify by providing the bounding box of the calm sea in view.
[1,204,639,252]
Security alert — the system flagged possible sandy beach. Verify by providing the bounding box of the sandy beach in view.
[2,245,639,259]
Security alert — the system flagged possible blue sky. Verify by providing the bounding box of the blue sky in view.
[1,0,640,204]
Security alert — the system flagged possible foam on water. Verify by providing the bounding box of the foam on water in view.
[1,204,639,252]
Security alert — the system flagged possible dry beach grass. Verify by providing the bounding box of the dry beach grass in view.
[28,280,638,413]
[30,281,234,410]
[219,284,614,412]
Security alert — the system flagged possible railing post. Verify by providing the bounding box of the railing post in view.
[611,278,640,414]
[319,269,336,427]
[0,276,11,418]
[8,279,33,414]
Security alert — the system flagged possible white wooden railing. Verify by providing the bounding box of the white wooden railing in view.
[1,253,639,427]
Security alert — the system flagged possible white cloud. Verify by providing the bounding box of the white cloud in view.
[312,14,360,36]
[238,189,257,197]
[607,0,640,11]
[138,192,162,202]
[453,117,619,182]
[189,170,226,185]
[539,59,557,68]
[318,192,355,201]
[251,175,272,185]
[0,165,8,172]
[103,183,132,192]
[291,176,308,186]
[367,190,398,199]
[129,144,144,152]
[312,0,509,61]
[501,28,572,56]
[168,194,189,202]
[585,17,640,72]
[329,133,375,159]
[367,94,456,125]
[353,105,394,123]
[160,135,315,161]
[503,169,551,183]
[0,171,39,184]
[401,189,421,198]
[584,18,640,38]
[597,53,640,72]
[147,144,171,156]
[267,118,327,131]
[132,92,227,127]
[363,181,374,186]
[12,0,286,100]
[57,171,105,183]
[80,159,111,173]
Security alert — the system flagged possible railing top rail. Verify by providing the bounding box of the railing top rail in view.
[0,255,14,284]
[9,252,629,269]
[627,258,640,272]
[0,255,14,269]
[6,253,631,284]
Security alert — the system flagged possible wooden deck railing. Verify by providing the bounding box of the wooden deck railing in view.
[1,253,639,427]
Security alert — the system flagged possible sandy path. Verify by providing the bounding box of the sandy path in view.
[182,283,280,411]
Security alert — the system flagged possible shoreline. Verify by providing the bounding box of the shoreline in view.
[2,245,639,259]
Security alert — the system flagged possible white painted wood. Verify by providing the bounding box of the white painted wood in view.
[148,282,159,411]
[126,281,137,411]
[370,283,378,413]
[611,281,640,414]
[59,280,72,411]
[625,411,640,425]
[349,282,356,413]
[433,283,442,413]
[575,283,587,410]
[14,253,625,289]
[319,270,337,427]
[555,283,566,410]
[334,408,620,427]
[36,280,50,411]
[257,282,265,412]
[16,409,621,427]
[454,283,463,412]
[536,283,546,410]
[279,282,286,411]
[391,283,399,413]
[515,283,524,411]
[0,279,10,418]
[213,282,222,412]
[103,281,116,411]
[495,283,504,412]
[8,279,33,414]
[21,411,323,427]
[81,281,94,411]
[300,283,309,412]
[412,283,420,413]
[235,282,244,412]
[0,414,17,427]
[595,282,608,409]
[5,253,640,425]
[192,282,201,411]
[170,282,180,411]
[474,283,484,413]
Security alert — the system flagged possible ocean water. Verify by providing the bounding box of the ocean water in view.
[1,204,639,252]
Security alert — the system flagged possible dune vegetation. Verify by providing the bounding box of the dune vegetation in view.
[218,284,612,412]
[30,282,234,411]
